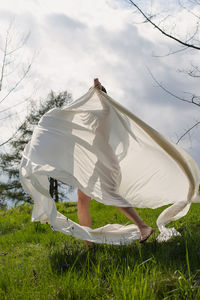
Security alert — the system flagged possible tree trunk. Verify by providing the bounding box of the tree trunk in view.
[49,177,59,202]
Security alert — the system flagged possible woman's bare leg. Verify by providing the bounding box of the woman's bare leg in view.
[77,189,93,246]
[117,207,153,243]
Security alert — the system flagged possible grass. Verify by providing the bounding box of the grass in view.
[1,201,200,299]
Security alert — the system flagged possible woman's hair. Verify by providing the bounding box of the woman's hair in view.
[101,86,107,93]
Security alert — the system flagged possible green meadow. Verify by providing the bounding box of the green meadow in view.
[1,201,200,299]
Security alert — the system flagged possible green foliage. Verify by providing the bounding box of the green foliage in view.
[0,91,73,207]
[1,202,200,299]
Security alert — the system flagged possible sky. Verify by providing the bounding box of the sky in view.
[0,0,199,172]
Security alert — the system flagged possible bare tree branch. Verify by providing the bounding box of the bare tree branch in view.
[0,106,28,121]
[178,0,200,20]
[0,62,32,105]
[0,123,24,147]
[152,46,189,58]
[6,31,31,56]
[0,22,34,105]
[128,0,200,50]
[0,95,32,114]
[178,63,200,77]
[0,29,9,91]
[129,1,200,148]
[147,67,200,107]
[176,121,200,144]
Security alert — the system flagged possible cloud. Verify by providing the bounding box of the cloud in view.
[46,13,87,30]
[0,0,199,166]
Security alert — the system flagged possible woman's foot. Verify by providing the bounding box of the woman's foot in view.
[86,240,94,247]
[139,226,153,243]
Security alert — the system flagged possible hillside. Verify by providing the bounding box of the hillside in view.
[1,201,200,299]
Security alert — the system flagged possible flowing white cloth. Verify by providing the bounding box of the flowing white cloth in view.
[20,88,200,244]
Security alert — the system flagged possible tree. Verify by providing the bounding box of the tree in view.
[0,90,74,208]
[0,20,34,147]
[128,0,200,143]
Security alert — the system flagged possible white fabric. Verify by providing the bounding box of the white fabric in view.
[20,88,200,244]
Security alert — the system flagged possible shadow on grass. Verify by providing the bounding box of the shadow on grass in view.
[48,222,200,276]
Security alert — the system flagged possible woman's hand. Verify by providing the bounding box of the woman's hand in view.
[94,78,102,89]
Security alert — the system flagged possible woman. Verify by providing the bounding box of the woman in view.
[77,79,153,245]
